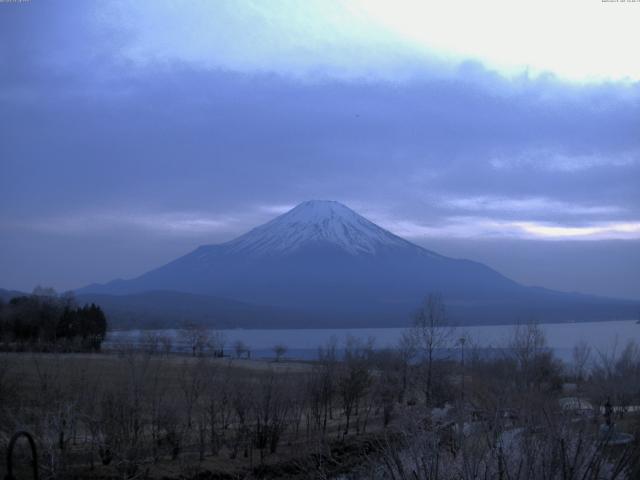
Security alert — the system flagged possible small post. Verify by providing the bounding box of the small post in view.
[605,397,613,428]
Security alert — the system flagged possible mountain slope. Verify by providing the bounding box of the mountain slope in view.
[0,288,26,302]
[76,291,320,330]
[79,201,639,326]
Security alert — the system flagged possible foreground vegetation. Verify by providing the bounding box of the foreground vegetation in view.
[0,295,639,479]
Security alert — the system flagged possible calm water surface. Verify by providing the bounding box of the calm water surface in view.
[106,320,640,361]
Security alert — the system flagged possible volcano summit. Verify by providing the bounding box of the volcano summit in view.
[79,201,638,328]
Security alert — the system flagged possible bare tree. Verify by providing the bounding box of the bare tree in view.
[590,339,640,417]
[253,373,292,460]
[373,350,402,427]
[144,355,168,463]
[159,334,173,356]
[396,331,417,404]
[202,360,231,456]
[229,379,252,460]
[179,322,211,357]
[572,340,592,382]
[233,339,249,359]
[140,331,160,355]
[410,293,453,406]
[509,321,560,391]
[178,359,207,429]
[96,352,152,477]
[273,343,287,362]
[207,330,226,357]
[338,336,373,436]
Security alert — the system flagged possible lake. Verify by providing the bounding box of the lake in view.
[105,319,640,362]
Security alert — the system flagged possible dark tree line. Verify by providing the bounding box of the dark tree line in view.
[0,287,107,351]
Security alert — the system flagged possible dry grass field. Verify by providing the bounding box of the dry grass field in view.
[1,326,640,479]
[0,350,390,479]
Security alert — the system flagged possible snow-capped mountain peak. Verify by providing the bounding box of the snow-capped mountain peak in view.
[78,202,636,328]
[223,200,418,256]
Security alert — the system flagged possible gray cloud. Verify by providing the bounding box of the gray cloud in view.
[0,2,639,298]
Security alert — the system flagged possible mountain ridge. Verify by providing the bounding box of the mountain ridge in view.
[78,201,639,327]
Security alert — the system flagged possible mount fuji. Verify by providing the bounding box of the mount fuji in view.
[79,201,638,328]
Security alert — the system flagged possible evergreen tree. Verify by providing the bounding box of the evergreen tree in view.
[0,292,108,351]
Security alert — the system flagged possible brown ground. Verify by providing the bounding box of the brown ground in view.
[0,351,388,480]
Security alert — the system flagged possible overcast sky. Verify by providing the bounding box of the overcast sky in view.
[1,0,639,300]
